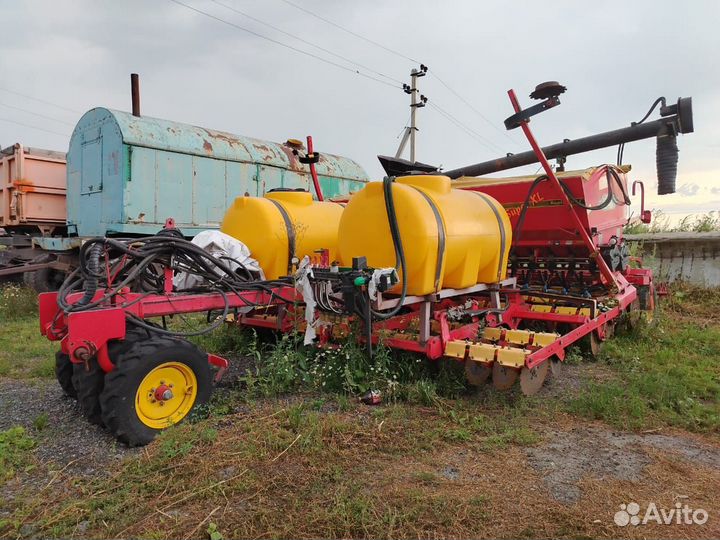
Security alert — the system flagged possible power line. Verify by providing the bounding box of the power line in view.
[0,102,75,126]
[428,102,503,155]
[429,101,504,153]
[428,70,518,146]
[277,0,419,64]
[0,87,81,114]
[166,0,399,89]
[209,0,403,85]
[0,118,70,138]
[273,0,509,151]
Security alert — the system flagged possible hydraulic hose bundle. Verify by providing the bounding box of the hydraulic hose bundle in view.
[57,233,294,336]
[512,166,630,250]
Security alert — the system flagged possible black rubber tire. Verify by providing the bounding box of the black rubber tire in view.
[100,336,212,447]
[22,253,66,293]
[72,358,106,426]
[55,351,77,398]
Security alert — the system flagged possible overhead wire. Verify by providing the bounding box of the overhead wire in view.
[428,102,504,154]
[0,102,75,126]
[209,0,403,85]
[0,87,81,114]
[0,118,70,138]
[166,0,399,89]
[427,69,518,146]
[274,0,510,154]
[276,0,420,64]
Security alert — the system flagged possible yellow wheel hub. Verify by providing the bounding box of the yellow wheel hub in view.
[135,362,197,429]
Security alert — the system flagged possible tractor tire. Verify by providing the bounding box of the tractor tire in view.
[55,351,77,398]
[100,336,212,447]
[22,253,66,293]
[72,358,106,426]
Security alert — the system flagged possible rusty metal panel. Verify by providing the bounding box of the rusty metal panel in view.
[110,108,367,183]
[67,108,368,237]
[0,143,66,232]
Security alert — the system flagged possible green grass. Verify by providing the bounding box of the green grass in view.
[0,285,55,379]
[2,281,719,436]
[0,427,35,481]
[566,289,720,432]
[0,318,56,378]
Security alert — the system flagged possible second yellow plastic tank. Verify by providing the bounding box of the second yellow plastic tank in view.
[338,175,512,296]
[221,190,343,279]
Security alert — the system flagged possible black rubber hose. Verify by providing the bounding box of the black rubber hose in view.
[617,97,666,166]
[369,176,408,320]
[557,166,630,211]
[70,242,102,309]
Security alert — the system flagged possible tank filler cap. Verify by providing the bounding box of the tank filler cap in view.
[530,81,567,100]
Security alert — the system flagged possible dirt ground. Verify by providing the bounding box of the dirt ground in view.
[1,370,719,539]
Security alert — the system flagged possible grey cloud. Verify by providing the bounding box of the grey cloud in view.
[0,0,717,192]
[676,183,701,197]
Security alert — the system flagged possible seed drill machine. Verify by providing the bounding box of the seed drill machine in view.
[38,83,693,445]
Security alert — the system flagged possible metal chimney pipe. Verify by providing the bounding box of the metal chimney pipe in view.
[131,73,140,117]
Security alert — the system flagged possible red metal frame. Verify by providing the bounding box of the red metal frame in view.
[37,87,656,383]
[40,287,299,372]
[307,135,324,202]
[506,89,617,288]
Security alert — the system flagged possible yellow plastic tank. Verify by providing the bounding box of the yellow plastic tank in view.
[221,190,343,279]
[338,175,512,296]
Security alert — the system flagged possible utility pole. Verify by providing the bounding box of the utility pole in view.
[395,64,428,162]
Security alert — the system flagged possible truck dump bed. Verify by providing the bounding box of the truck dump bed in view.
[0,143,67,234]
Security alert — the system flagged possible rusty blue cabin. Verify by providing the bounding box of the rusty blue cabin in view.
[66,108,368,237]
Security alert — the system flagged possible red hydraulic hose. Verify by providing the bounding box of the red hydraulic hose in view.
[307,135,324,201]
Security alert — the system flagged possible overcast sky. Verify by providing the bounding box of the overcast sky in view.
[1,0,718,221]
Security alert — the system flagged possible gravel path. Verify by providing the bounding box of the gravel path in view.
[0,378,138,476]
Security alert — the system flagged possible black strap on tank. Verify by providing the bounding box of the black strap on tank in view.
[409,187,446,292]
[268,199,295,275]
[470,191,506,281]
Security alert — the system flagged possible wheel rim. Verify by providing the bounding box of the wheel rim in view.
[135,362,197,429]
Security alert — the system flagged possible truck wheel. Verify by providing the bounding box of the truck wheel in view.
[55,351,77,398]
[23,253,66,293]
[72,358,106,425]
[100,336,212,447]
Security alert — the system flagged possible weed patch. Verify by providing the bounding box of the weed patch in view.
[0,427,35,481]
